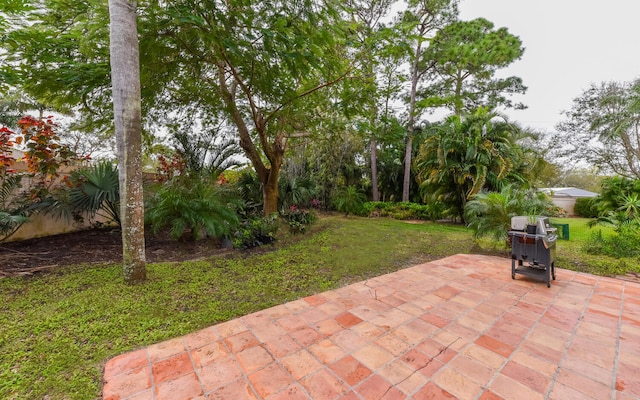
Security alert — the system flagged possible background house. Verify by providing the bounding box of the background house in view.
[539,187,598,216]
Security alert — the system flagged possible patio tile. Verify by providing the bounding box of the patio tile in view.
[248,363,293,398]
[352,343,394,370]
[199,355,243,392]
[103,366,152,400]
[103,348,148,379]
[377,359,416,386]
[353,374,405,400]
[154,372,203,400]
[263,334,301,358]
[183,327,219,350]
[280,349,323,380]
[235,345,274,373]
[412,381,455,400]
[433,366,484,400]
[190,341,228,369]
[329,355,372,386]
[207,378,258,400]
[490,374,544,400]
[147,337,185,362]
[501,361,551,394]
[151,352,193,384]
[475,335,514,358]
[448,355,495,386]
[308,339,347,365]
[224,331,260,353]
[101,254,640,400]
[300,369,348,400]
[555,367,611,400]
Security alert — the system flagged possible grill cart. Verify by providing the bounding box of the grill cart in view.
[508,216,557,287]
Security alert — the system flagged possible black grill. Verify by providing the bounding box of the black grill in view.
[508,216,557,287]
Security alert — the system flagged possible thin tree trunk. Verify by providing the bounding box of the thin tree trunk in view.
[370,138,379,202]
[403,41,422,202]
[109,0,146,283]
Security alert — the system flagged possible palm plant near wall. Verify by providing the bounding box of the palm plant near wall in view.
[67,161,120,226]
[146,174,241,241]
[0,174,30,241]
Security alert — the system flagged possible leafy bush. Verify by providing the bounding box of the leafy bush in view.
[232,213,279,248]
[362,201,439,220]
[278,176,316,209]
[574,197,598,218]
[67,161,120,226]
[583,226,640,258]
[464,186,553,241]
[0,174,30,241]
[146,175,241,241]
[281,206,317,233]
[333,185,366,216]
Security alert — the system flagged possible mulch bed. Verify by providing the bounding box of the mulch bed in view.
[0,228,230,278]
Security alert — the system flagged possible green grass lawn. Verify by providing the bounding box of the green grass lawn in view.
[0,215,637,399]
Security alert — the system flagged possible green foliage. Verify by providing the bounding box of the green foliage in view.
[67,161,120,226]
[362,201,442,220]
[583,226,640,258]
[170,128,242,177]
[415,109,539,221]
[464,186,553,241]
[0,174,29,241]
[419,18,526,115]
[235,169,264,212]
[146,175,241,241]
[280,206,317,233]
[232,213,279,248]
[592,176,640,215]
[333,185,367,216]
[574,197,598,218]
[555,79,640,178]
[278,176,317,210]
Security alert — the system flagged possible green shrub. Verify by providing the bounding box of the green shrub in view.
[280,206,317,233]
[574,197,598,218]
[67,161,120,226]
[362,201,439,220]
[232,213,279,248]
[583,226,640,258]
[333,186,366,216]
[146,175,241,241]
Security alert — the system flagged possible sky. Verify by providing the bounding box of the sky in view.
[458,0,640,133]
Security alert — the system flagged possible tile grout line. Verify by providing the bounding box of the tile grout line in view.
[611,281,625,400]
[213,319,264,399]
[147,346,157,400]
[472,276,556,400]
[182,332,209,399]
[544,273,600,399]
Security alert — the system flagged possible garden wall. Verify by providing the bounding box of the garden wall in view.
[4,156,106,242]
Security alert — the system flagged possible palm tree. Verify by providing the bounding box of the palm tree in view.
[414,108,536,221]
[464,186,551,241]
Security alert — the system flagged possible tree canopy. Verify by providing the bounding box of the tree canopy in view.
[556,79,640,178]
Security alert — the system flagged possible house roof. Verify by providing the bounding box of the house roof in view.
[539,187,598,198]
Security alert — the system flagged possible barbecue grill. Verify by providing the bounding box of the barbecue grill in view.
[508,216,557,287]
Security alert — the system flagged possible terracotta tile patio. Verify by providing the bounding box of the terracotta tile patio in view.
[102,254,640,400]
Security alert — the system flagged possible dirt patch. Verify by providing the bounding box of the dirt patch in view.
[0,228,231,278]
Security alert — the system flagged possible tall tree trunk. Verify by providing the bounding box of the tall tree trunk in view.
[108,0,146,283]
[370,138,379,202]
[403,42,422,202]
